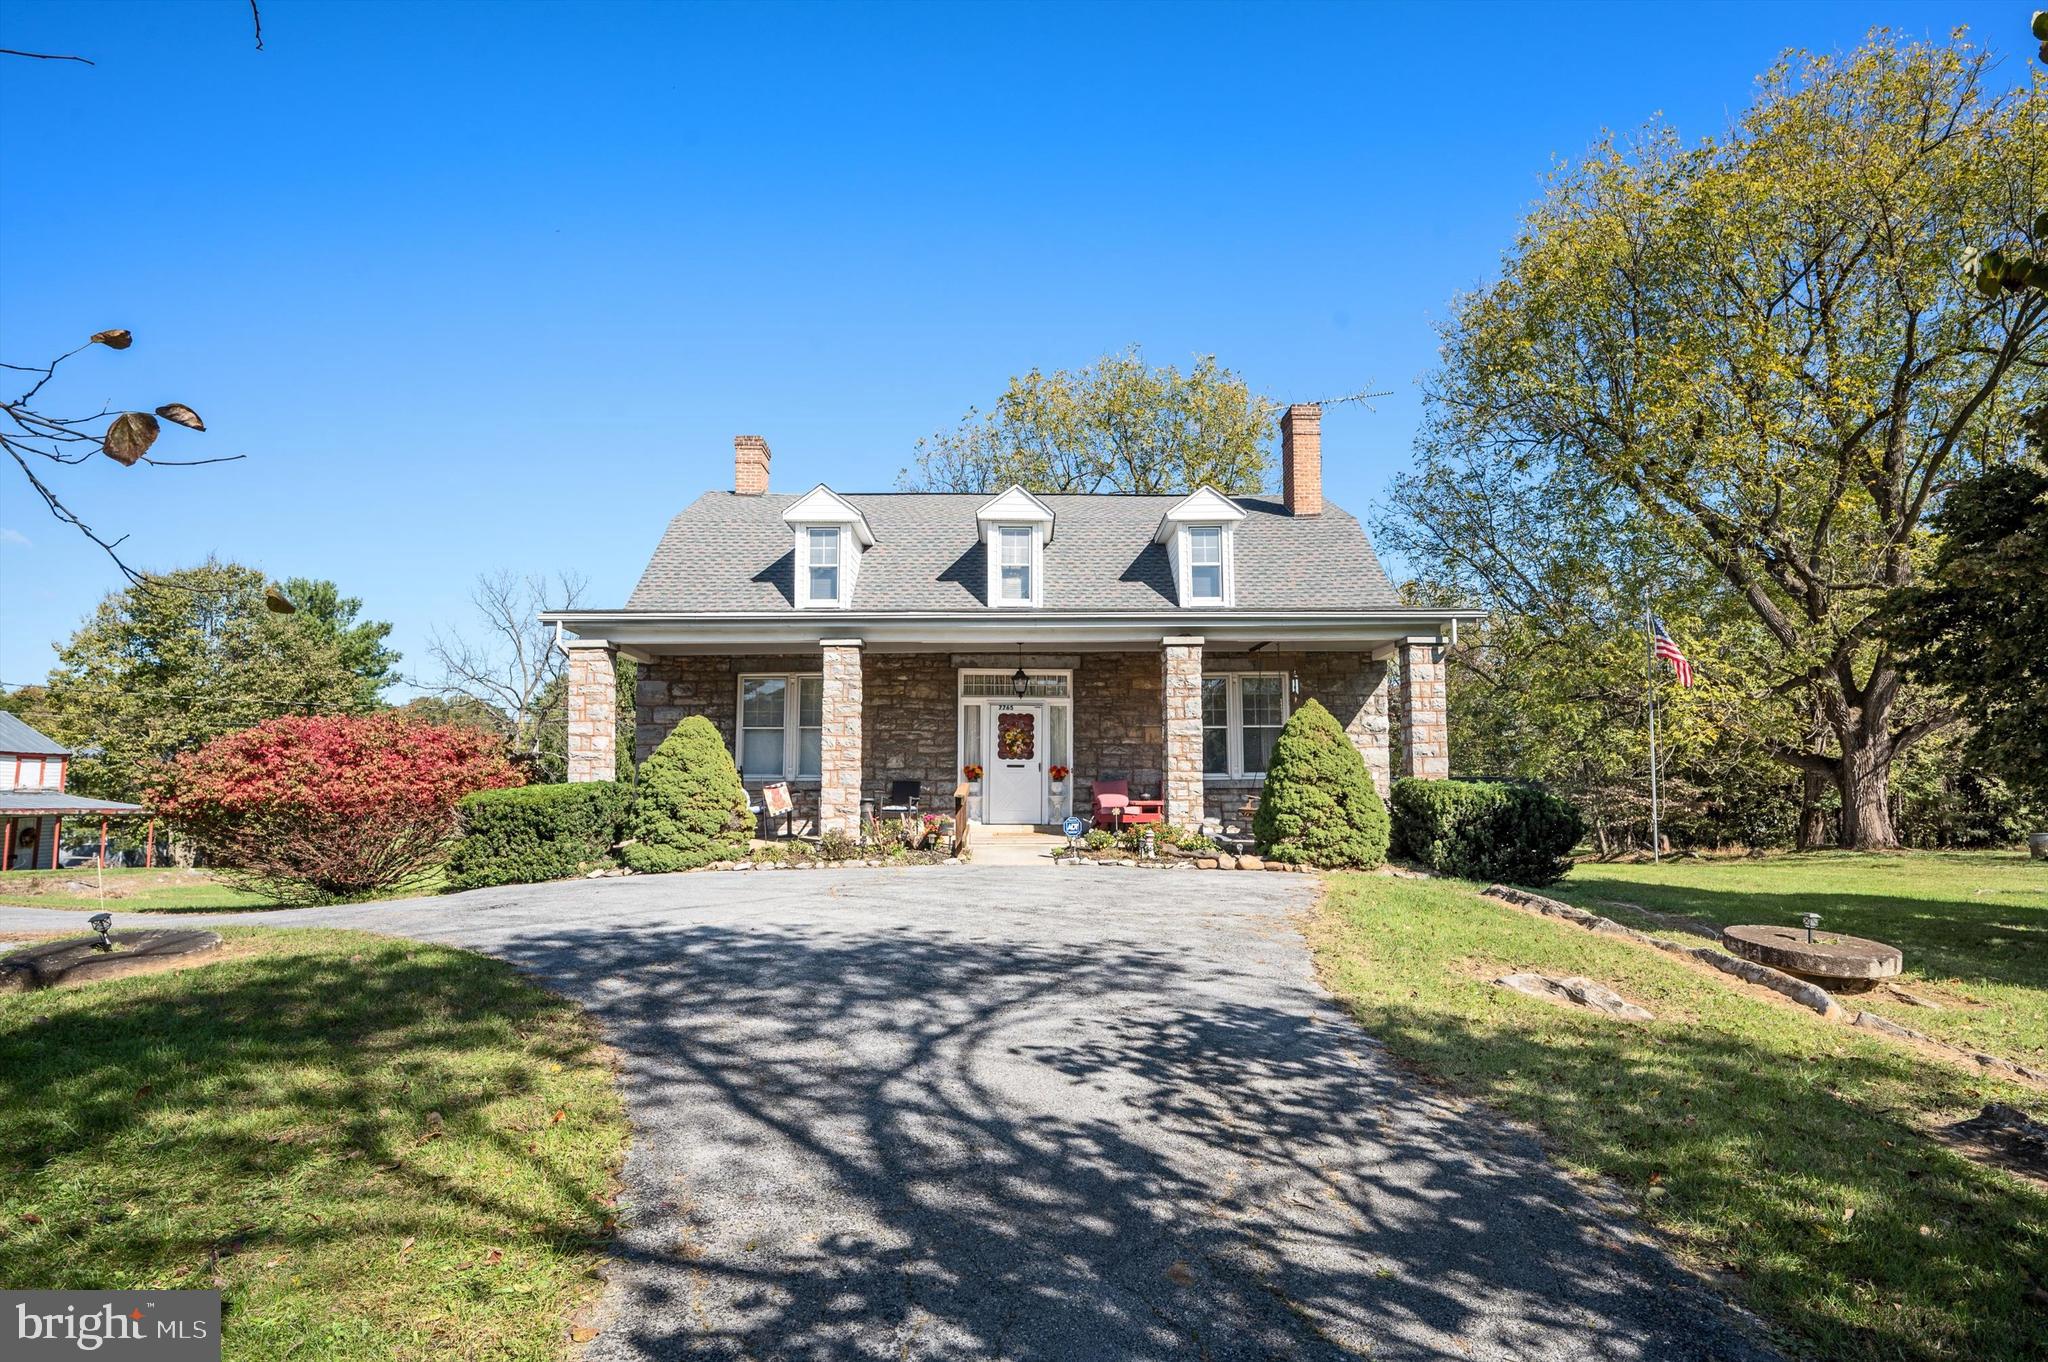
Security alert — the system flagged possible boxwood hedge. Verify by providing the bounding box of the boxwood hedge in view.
[446,781,630,890]
[1389,777,1584,886]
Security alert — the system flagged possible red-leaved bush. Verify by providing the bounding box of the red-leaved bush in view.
[151,715,523,901]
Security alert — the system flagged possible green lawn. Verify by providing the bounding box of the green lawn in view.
[1553,852,2047,1065]
[0,865,453,913]
[1311,871,2048,1362]
[0,929,628,1360]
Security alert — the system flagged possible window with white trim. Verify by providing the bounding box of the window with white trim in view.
[737,674,823,780]
[997,526,1032,603]
[1186,526,1224,602]
[801,527,843,607]
[1202,673,1288,777]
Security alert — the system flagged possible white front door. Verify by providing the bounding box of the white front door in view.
[984,702,1045,824]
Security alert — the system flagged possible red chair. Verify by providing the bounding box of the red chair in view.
[1091,778,1130,831]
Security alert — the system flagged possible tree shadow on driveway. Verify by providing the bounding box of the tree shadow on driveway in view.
[483,910,1777,1362]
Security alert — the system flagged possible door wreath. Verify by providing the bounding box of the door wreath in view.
[996,711,1036,761]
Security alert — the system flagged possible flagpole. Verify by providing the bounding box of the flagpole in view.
[1645,595,1661,864]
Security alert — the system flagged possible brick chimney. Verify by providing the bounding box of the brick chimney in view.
[1280,403,1322,516]
[734,435,771,496]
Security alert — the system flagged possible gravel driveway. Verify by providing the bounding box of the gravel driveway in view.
[0,868,1775,1361]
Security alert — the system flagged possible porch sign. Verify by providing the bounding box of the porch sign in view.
[762,782,793,818]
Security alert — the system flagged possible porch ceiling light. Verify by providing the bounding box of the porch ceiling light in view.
[1011,666,1029,697]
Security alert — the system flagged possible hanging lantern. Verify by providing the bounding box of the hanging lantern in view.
[1011,666,1029,697]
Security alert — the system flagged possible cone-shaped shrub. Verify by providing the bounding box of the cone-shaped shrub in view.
[1253,698,1389,868]
[622,716,754,872]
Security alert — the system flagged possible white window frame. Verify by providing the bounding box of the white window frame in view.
[1202,671,1289,779]
[985,524,1043,608]
[735,672,824,782]
[794,526,847,609]
[1183,525,1228,604]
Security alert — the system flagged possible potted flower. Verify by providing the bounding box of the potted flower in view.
[962,763,984,785]
[1048,764,1070,796]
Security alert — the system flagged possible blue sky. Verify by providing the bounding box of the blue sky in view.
[0,0,2031,694]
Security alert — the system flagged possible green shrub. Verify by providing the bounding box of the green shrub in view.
[1082,828,1116,852]
[818,830,859,862]
[621,717,754,873]
[1389,777,1585,886]
[447,782,629,890]
[1253,699,1390,869]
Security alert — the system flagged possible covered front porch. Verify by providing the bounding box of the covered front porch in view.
[558,615,1461,840]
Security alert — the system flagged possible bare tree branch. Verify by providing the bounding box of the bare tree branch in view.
[0,47,94,64]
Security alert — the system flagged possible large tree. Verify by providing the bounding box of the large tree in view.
[24,560,397,800]
[900,347,1278,494]
[428,571,586,774]
[1391,32,2046,849]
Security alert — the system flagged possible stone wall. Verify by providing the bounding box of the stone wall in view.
[1070,652,1162,813]
[635,653,824,829]
[565,643,617,784]
[629,645,1398,833]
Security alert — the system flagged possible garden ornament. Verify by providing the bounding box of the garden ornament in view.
[1800,912,1821,943]
[88,912,115,952]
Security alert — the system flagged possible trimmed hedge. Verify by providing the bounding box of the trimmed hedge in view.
[622,716,754,873]
[1389,777,1584,886]
[446,781,630,890]
[1253,698,1390,868]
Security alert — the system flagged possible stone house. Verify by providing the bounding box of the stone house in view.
[548,405,1474,836]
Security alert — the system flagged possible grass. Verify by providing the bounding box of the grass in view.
[1552,851,2047,1065]
[1310,871,2048,1362]
[0,866,453,913]
[0,929,629,1360]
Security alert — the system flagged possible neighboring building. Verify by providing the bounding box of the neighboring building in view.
[0,712,145,870]
[546,405,1476,836]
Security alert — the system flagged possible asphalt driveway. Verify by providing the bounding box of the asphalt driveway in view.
[0,869,1776,1361]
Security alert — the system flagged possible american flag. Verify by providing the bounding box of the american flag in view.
[1651,618,1695,687]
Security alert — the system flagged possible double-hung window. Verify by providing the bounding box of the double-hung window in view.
[997,526,1033,603]
[807,527,842,605]
[1187,526,1224,602]
[737,674,823,780]
[1201,673,1288,778]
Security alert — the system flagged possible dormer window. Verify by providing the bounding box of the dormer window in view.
[807,527,841,604]
[1187,526,1224,602]
[782,485,873,610]
[1155,486,1246,607]
[997,526,1033,602]
[974,485,1056,608]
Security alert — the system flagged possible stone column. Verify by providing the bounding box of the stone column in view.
[1161,635,1205,827]
[565,641,618,784]
[1396,638,1449,780]
[819,639,865,836]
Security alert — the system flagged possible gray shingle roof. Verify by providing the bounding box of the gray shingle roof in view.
[0,791,143,815]
[0,712,67,756]
[624,492,1401,613]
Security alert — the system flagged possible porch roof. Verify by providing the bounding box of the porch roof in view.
[546,608,1481,655]
[0,792,145,817]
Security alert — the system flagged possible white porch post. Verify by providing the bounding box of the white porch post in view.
[819,639,865,836]
[1396,637,1449,780]
[1162,635,1204,827]
[564,641,618,783]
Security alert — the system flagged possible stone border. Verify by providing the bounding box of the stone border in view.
[1481,885,2048,1088]
[1052,850,1313,872]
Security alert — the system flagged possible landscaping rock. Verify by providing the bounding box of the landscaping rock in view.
[1,929,224,993]
[1851,1010,1925,1042]
[1237,855,1265,871]
[1494,972,1655,1022]
[1195,857,1220,870]
[1882,985,1943,1009]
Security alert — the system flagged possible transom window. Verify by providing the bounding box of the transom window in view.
[1202,672,1288,778]
[806,527,841,605]
[1187,526,1224,601]
[997,526,1032,602]
[959,672,1069,699]
[737,673,823,780]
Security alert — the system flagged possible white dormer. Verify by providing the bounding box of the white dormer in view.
[1154,486,1247,607]
[974,485,1055,608]
[782,485,874,609]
